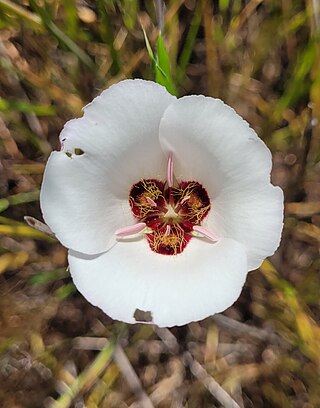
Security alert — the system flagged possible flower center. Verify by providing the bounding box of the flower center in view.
[115,154,219,255]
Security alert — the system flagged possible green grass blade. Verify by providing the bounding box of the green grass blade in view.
[155,33,176,95]
[272,40,316,121]
[177,2,202,84]
[28,268,70,285]
[63,0,78,39]
[142,27,156,63]
[52,341,115,408]
[54,283,76,300]
[0,97,55,115]
[219,0,230,11]
[0,190,40,213]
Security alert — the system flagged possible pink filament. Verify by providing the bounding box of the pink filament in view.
[193,225,219,242]
[115,222,146,237]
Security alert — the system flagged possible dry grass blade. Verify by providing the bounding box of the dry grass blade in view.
[286,202,320,217]
[229,0,264,32]
[0,0,42,26]
[24,216,56,238]
[294,221,320,242]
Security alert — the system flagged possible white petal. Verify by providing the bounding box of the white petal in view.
[158,96,283,269]
[40,80,175,254]
[159,95,272,199]
[207,184,284,271]
[68,237,247,327]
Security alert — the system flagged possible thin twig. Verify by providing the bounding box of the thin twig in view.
[155,327,180,353]
[73,337,108,351]
[157,314,284,348]
[184,351,241,408]
[212,314,284,345]
[156,328,241,408]
[113,344,155,408]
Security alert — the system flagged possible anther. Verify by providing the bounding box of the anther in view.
[167,153,174,187]
[192,225,219,242]
[115,222,147,237]
[146,196,157,207]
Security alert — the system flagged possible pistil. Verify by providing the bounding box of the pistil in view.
[167,153,173,187]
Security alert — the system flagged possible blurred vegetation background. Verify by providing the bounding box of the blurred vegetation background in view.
[0,0,319,407]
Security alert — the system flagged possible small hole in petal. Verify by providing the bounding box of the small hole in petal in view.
[133,308,153,323]
[65,148,85,158]
[74,148,85,156]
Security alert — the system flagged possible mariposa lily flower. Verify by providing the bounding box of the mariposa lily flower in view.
[40,79,283,327]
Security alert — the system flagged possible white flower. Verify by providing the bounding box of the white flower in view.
[40,79,283,327]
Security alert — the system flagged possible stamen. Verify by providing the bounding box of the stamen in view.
[115,222,147,237]
[192,225,219,242]
[180,195,191,205]
[167,153,174,187]
[146,196,157,207]
[164,224,171,236]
